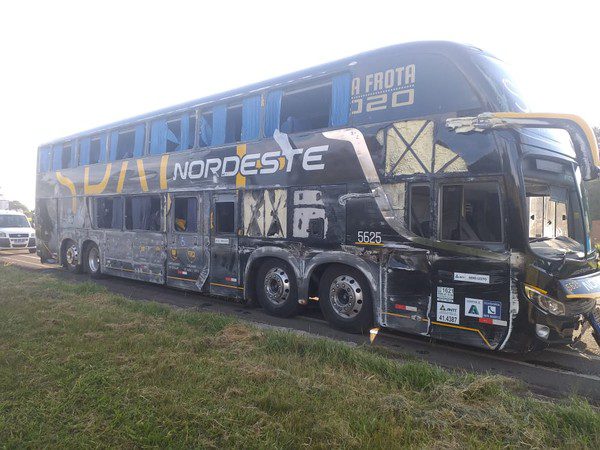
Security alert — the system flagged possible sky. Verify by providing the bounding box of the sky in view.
[0,0,599,209]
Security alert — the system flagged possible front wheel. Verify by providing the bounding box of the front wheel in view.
[29,248,36,254]
[319,265,373,333]
[256,258,300,318]
[83,243,102,278]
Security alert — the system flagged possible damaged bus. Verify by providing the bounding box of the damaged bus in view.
[35,41,600,352]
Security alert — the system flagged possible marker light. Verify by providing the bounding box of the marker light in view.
[524,285,566,316]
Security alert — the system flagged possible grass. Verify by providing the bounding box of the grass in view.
[0,265,599,448]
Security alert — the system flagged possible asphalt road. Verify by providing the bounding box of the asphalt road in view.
[1,249,599,402]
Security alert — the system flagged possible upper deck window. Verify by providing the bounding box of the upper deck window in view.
[199,111,213,147]
[78,135,106,166]
[264,73,351,137]
[280,83,331,133]
[38,146,52,173]
[110,124,145,161]
[151,113,195,155]
[52,142,74,170]
[225,104,242,144]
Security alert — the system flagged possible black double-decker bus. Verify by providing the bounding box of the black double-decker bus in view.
[36,41,600,352]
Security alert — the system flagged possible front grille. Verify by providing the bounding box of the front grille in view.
[9,233,29,238]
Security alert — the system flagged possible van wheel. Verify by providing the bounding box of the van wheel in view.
[319,265,373,333]
[62,240,82,274]
[256,258,300,317]
[83,243,102,278]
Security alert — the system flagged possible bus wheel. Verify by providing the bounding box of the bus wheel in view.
[62,240,82,274]
[83,243,102,278]
[256,259,300,317]
[319,265,373,334]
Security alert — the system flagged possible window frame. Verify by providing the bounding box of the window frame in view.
[214,200,236,235]
[124,194,164,232]
[407,182,432,238]
[277,80,333,134]
[436,178,506,248]
[172,195,199,234]
[93,196,124,231]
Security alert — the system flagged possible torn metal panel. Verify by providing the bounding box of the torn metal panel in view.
[264,189,286,238]
[243,190,265,237]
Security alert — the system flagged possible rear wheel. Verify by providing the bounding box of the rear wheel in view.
[62,240,82,274]
[83,243,102,278]
[319,265,373,333]
[256,258,300,317]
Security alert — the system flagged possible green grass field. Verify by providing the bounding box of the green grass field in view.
[0,264,599,448]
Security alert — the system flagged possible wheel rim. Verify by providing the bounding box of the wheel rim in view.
[263,267,291,305]
[329,275,364,319]
[65,244,78,266]
[88,247,100,273]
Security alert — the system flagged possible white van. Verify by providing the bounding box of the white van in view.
[0,210,36,252]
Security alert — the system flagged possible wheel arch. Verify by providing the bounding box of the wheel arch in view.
[303,252,379,304]
[243,246,303,303]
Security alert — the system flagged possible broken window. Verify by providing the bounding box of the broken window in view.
[61,144,73,169]
[409,185,431,238]
[199,111,213,147]
[225,104,242,144]
[440,183,502,242]
[166,118,182,152]
[116,129,136,160]
[174,197,198,233]
[186,112,197,150]
[243,189,287,238]
[89,137,102,164]
[125,196,162,231]
[215,201,234,234]
[280,83,331,133]
[95,197,123,229]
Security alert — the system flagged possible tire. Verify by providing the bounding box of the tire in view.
[319,265,373,333]
[29,248,36,254]
[62,240,82,274]
[256,258,300,318]
[83,243,102,278]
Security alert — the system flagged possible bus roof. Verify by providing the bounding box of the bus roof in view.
[39,41,485,147]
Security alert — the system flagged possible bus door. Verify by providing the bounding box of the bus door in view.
[166,193,207,291]
[209,192,242,298]
[429,181,511,350]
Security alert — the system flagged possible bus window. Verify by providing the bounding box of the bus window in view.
[409,185,431,238]
[280,82,332,133]
[89,137,102,164]
[199,111,213,147]
[215,201,234,233]
[225,104,242,144]
[95,197,123,229]
[38,146,52,173]
[116,129,136,160]
[61,144,73,169]
[440,183,502,242]
[174,197,198,233]
[166,118,182,152]
[125,196,162,231]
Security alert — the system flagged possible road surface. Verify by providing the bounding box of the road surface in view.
[1,249,599,402]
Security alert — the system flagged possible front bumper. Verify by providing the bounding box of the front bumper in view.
[0,237,36,250]
[528,298,596,344]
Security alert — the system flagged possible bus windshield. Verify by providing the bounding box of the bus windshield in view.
[0,215,30,228]
[522,157,591,258]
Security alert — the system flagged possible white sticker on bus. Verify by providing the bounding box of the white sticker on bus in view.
[453,272,490,284]
[214,238,229,245]
[436,302,460,324]
[437,286,454,301]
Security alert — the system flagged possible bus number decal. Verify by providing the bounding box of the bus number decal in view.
[357,231,381,244]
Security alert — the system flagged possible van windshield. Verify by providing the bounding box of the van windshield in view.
[0,215,30,228]
[522,157,591,258]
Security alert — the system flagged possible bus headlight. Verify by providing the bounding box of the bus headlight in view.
[524,285,566,316]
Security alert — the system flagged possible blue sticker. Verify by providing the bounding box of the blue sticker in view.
[483,300,502,320]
